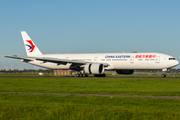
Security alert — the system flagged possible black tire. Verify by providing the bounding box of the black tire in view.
[76,74,80,77]
[101,74,106,77]
[161,74,166,78]
[80,74,83,77]
[94,74,106,77]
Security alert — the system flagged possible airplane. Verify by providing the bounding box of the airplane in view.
[5,31,179,77]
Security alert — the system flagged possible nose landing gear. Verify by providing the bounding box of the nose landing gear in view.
[161,68,168,78]
[161,74,166,78]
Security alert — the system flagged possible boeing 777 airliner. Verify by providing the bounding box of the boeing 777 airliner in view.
[5,31,179,77]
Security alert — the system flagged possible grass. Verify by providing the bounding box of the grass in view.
[0,77,180,96]
[1,76,180,119]
[0,93,180,120]
[106,73,180,78]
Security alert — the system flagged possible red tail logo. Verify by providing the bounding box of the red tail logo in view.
[26,40,35,52]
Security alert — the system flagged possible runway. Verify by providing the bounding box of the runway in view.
[0,92,180,99]
[0,76,180,79]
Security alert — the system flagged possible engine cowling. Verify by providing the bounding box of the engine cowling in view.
[84,63,104,74]
[116,70,134,74]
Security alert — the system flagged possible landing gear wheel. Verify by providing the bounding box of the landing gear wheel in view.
[76,73,89,77]
[76,74,80,77]
[94,74,106,77]
[80,74,83,77]
[161,74,166,78]
[85,74,89,77]
[83,74,88,77]
[102,74,106,77]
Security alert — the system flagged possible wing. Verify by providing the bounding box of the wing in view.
[5,55,109,67]
[35,57,87,66]
[5,55,33,62]
[4,55,87,66]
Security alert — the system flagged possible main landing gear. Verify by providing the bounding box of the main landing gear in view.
[76,73,88,77]
[94,74,106,77]
[76,72,106,77]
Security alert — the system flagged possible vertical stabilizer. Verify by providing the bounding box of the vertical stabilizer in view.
[21,31,43,56]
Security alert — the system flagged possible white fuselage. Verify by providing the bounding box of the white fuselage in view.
[6,31,179,76]
[28,52,179,70]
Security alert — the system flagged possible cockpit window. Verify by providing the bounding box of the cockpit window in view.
[169,58,176,60]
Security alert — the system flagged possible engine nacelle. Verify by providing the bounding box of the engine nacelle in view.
[84,63,104,74]
[116,70,134,74]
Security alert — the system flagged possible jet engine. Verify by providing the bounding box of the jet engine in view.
[116,70,134,74]
[84,63,104,74]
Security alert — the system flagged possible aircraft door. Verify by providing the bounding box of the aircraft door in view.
[156,56,160,63]
[94,57,98,62]
[130,56,134,63]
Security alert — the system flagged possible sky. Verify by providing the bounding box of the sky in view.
[0,0,180,70]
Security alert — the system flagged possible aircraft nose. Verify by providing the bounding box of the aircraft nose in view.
[172,60,179,67]
[175,60,179,66]
[168,60,179,68]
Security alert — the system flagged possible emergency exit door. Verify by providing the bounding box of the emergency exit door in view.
[130,56,134,63]
[94,57,98,62]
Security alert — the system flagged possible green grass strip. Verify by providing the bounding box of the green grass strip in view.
[0,93,180,120]
[0,77,180,96]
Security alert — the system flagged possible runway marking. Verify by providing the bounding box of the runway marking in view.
[0,92,180,99]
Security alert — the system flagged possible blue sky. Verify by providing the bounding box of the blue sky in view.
[0,0,180,70]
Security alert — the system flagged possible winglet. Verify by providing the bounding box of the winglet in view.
[21,31,43,56]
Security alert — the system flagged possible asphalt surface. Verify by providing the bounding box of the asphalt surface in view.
[0,92,180,99]
[0,76,180,79]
